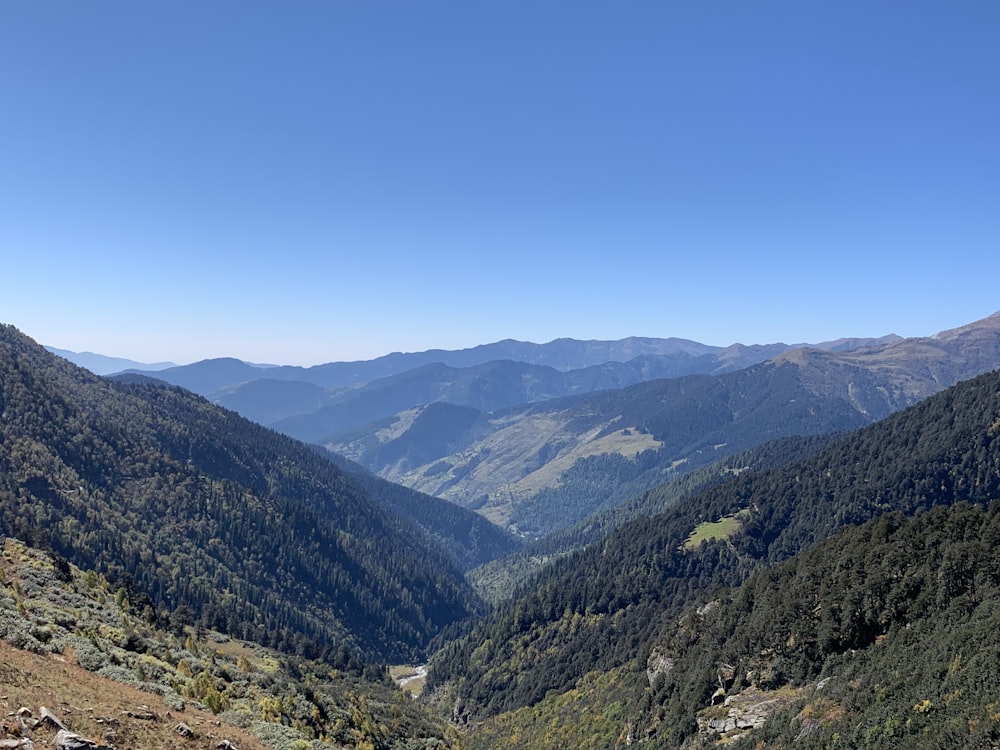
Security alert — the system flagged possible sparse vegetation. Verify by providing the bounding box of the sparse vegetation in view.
[0,537,462,749]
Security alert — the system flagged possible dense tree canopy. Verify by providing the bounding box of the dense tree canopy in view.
[431,366,1000,721]
[0,324,481,663]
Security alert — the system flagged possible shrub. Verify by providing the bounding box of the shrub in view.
[65,635,107,671]
[249,720,310,750]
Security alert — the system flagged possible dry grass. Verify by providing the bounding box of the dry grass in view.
[0,640,269,750]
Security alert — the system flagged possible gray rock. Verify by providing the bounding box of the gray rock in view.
[645,649,675,686]
[39,707,68,731]
[53,730,106,750]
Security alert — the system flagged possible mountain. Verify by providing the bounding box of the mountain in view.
[329,311,1000,538]
[212,377,335,425]
[466,433,838,603]
[269,344,846,445]
[271,360,571,443]
[427,363,1000,741]
[124,356,276,394]
[45,346,176,375]
[124,336,719,395]
[0,323,481,664]
[126,341,798,440]
[464,504,1000,749]
[123,335,898,441]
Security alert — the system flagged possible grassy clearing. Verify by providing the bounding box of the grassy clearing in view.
[683,514,742,550]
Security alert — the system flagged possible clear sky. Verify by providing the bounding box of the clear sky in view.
[2,2,998,365]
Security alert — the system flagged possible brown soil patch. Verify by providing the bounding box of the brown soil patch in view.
[0,640,267,750]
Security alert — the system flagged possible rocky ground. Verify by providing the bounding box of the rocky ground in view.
[0,640,268,750]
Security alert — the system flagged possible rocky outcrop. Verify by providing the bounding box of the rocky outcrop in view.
[696,685,807,739]
[645,649,676,687]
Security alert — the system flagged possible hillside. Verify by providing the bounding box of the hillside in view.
[331,311,1000,538]
[0,537,461,749]
[325,453,522,572]
[643,501,1000,748]
[467,433,837,603]
[462,503,1000,749]
[428,364,1000,739]
[0,323,480,664]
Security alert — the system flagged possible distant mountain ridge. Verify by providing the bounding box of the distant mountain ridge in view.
[45,347,176,375]
[109,333,900,440]
[116,334,901,393]
[325,311,1000,537]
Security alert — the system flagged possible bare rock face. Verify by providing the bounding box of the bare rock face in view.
[645,649,676,687]
[697,686,807,740]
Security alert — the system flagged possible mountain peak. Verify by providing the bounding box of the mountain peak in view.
[933,309,1000,340]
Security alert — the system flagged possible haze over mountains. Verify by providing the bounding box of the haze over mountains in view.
[100,333,899,430]
[44,347,177,375]
[76,313,997,537]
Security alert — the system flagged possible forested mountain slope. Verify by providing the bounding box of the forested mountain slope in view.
[0,324,479,663]
[429,365,1000,730]
[332,311,1000,538]
[645,501,1000,748]
[467,433,838,603]
[324,452,522,572]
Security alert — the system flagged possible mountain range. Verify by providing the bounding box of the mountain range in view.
[85,334,898,436]
[324,311,1000,538]
[42,311,1000,545]
[13,309,1000,749]
[50,313,1000,543]
[44,346,177,375]
[429,360,1000,748]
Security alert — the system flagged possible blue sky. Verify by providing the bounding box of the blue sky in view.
[2,2,998,365]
